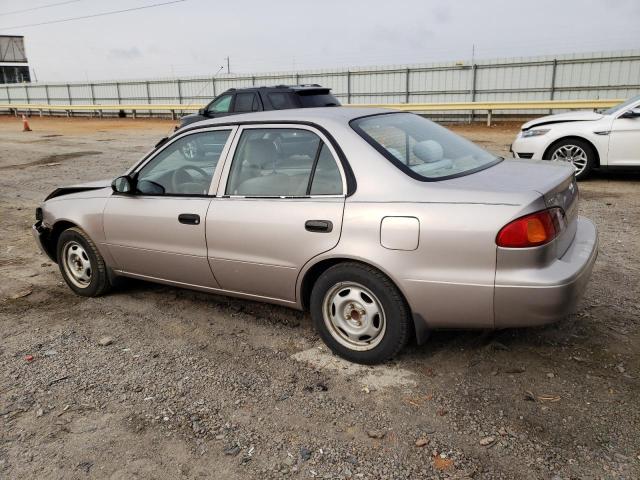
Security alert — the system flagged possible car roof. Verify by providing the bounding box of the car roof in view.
[223,84,331,93]
[180,107,397,132]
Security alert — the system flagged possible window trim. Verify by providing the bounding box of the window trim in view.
[125,126,238,197]
[152,119,356,196]
[305,141,323,196]
[217,124,347,199]
[350,112,503,182]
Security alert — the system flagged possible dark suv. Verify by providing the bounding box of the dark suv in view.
[178,84,340,129]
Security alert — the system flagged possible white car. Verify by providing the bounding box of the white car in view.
[511,95,640,179]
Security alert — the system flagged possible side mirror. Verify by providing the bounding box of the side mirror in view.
[198,108,207,116]
[620,108,640,119]
[111,175,134,194]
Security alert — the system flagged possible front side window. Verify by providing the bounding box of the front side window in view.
[207,94,232,114]
[226,128,343,196]
[351,113,501,180]
[136,130,231,195]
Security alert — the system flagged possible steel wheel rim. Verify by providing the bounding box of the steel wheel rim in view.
[551,144,588,175]
[322,282,386,351]
[62,241,92,288]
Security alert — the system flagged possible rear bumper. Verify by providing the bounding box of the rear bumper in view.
[494,216,598,328]
[32,221,55,261]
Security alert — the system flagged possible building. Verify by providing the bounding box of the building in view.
[0,35,30,84]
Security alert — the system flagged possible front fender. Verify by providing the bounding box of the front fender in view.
[539,119,612,164]
[39,195,115,267]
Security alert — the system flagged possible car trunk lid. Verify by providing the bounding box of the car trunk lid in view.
[443,159,578,257]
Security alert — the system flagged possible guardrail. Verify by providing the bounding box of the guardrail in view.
[0,99,622,125]
[0,103,203,120]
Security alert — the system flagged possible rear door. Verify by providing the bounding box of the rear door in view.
[206,124,347,301]
[103,127,236,286]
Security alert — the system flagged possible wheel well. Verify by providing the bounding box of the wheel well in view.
[300,258,345,311]
[46,220,78,262]
[300,258,412,310]
[299,257,423,342]
[544,136,600,167]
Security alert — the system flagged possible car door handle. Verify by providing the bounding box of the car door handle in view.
[178,213,200,225]
[305,220,333,233]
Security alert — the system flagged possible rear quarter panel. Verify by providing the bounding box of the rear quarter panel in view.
[301,200,528,329]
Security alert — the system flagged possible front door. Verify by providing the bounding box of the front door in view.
[608,105,640,166]
[103,127,236,286]
[206,125,347,301]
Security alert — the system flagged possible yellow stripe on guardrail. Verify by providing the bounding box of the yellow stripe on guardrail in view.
[0,99,623,112]
[350,99,622,111]
[0,99,623,125]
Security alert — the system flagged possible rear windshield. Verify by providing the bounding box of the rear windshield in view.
[297,92,340,107]
[350,113,501,181]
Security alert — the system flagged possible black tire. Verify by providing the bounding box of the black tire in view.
[546,138,596,180]
[310,262,412,365]
[56,227,111,297]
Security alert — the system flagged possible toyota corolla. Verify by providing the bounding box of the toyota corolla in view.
[33,108,598,364]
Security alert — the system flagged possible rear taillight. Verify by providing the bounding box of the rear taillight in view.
[496,208,565,248]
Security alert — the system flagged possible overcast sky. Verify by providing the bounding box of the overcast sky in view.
[1,0,639,82]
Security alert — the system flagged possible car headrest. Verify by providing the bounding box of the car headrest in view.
[413,140,444,163]
[245,138,277,168]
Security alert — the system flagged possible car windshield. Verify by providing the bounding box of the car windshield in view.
[602,95,640,115]
[351,113,501,180]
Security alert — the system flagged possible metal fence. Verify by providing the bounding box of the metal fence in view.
[2,49,639,119]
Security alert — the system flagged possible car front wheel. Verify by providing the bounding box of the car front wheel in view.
[310,262,412,364]
[57,227,111,297]
[548,138,595,180]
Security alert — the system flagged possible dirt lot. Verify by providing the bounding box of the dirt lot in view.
[1,116,639,479]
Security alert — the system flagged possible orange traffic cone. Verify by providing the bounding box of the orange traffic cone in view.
[22,114,32,132]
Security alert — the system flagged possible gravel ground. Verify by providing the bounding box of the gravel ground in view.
[1,116,639,479]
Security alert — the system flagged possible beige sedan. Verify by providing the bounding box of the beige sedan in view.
[33,108,598,364]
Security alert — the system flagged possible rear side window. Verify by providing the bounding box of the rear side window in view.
[310,144,342,195]
[234,92,259,113]
[297,92,340,107]
[226,128,343,197]
[268,92,297,110]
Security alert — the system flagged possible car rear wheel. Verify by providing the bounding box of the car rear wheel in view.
[310,262,411,364]
[548,138,595,180]
[57,227,111,297]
